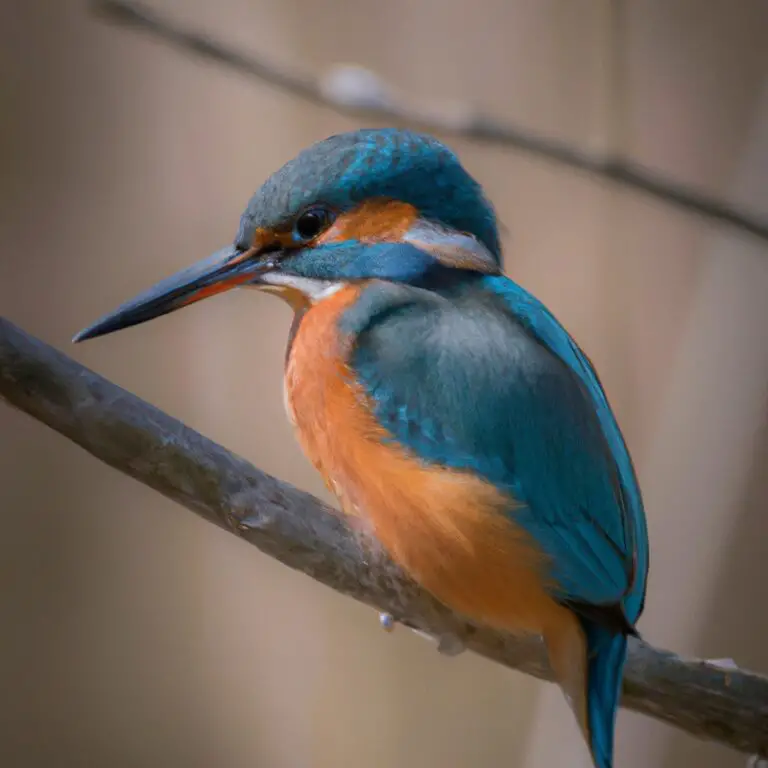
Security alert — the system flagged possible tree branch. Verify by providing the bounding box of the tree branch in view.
[89,0,768,245]
[1,315,767,757]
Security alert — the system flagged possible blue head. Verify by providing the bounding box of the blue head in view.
[74,128,502,340]
[237,129,501,258]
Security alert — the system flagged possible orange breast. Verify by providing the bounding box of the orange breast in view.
[284,285,569,637]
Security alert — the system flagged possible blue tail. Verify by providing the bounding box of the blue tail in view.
[581,620,628,768]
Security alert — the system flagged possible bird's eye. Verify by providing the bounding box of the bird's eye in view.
[293,206,334,242]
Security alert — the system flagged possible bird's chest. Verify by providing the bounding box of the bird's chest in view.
[283,289,559,636]
[282,287,374,516]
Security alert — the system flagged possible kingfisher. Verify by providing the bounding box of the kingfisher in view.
[74,128,649,768]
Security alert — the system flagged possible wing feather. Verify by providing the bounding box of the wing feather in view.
[346,272,647,620]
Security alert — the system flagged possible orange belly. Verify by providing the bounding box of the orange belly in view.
[284,285,570,638]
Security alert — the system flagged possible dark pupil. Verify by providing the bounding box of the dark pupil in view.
[296,209,327,240]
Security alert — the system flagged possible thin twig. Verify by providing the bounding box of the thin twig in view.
[1,315,767,756]
[89,0,768,244]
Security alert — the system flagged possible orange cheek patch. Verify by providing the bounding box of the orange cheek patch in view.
[252,226,295,250]
[319,200,419,244]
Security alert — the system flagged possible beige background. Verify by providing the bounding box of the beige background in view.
[1,1,767,766]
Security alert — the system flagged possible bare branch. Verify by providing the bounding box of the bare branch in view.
[89,0,768,244]
[1,316,767,756]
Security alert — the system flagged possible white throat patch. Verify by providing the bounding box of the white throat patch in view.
[258,272,345,303]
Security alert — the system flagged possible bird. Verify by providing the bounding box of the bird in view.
[74,128,649,768]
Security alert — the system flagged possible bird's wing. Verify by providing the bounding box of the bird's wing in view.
[347,274,647,620]
[483,275,648,621]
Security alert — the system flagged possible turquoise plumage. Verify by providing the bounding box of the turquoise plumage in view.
[74,128,649,768]
[346,269,646,766]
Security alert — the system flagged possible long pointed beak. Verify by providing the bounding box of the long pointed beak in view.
[73,245,272,343]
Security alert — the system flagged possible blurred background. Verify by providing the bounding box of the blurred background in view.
[1,1,768,766]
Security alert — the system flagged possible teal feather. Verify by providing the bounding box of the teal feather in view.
[339,249,648,768]
[580,622,628,768]
[231,128,647,767]
[234,129,502,261]
[347,273,646,612]
[71,121,646,768]
[482,275,648,623]
[280,240,443,283]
